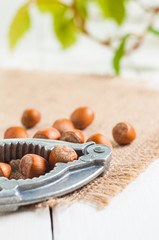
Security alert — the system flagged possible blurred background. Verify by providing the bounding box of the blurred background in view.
[0,0,159,81]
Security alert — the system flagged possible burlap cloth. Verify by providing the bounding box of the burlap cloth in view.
[0,69,159,209]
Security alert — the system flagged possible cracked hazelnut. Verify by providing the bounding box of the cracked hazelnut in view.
[52,118,74,134]
[112,121,136,145]
[0,163,11,178]
[19,154,50,178]
[33,128,61,140]
[4,126,29,139]
[70,106,94,129]
[21,109,41,129]
[86,133,112,149]
[49,145,78,167]
[60,129,84,143]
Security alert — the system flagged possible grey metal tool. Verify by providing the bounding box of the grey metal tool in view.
[0,138,112,212]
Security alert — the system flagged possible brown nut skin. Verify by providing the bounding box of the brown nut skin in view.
[4,126,29,139]
[19,154,50,179]
[112,121,136,145]
[21,109,41,129]
[33,128,61,140]
[60,129,84,143]
[49,145,78,168]
[0,163,11,179]
[86,133,112,149]
[52,118,74,134]
[70,106,94,130]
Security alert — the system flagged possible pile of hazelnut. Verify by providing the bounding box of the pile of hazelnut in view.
[0,107,136,179]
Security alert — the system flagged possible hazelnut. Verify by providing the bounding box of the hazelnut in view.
[19,154,50,178]
[33,128,61,140]
[112,121,136,145]
[52,118,74,134]
[70,106,94,129]
[4,126,29,139]
[0,163,11,178]
[49,145,78,167]
[21,109,41,129]
[86,133,112,149]
[60,129,84,143]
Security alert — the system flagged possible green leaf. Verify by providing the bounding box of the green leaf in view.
[75,0,88,19]
[97,0,126,24]
[113,34,129,74]
[148,26,159,36]
[9,4,30,49]
[53,8,77,48]
[37,1,77,48]
[37,0,61,13]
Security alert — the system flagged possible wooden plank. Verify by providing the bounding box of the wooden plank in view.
[0,207,52,240]
[53,160,159,240]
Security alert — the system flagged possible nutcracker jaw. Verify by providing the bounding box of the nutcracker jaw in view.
[0,138,112,212]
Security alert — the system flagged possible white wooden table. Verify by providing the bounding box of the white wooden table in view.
[0,1,159,239]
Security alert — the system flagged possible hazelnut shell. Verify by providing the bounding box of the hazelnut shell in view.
[60,129,84,143]
[49,145,78,167]
[19,154,49,178]
[0,162,11,178]
[70,106,94,129]
[33,128,61,140]
[4,126,29,139]
[52,118,74,134]
[21,109,41,129]
[86,133,112,149]
[112,121,136,145]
